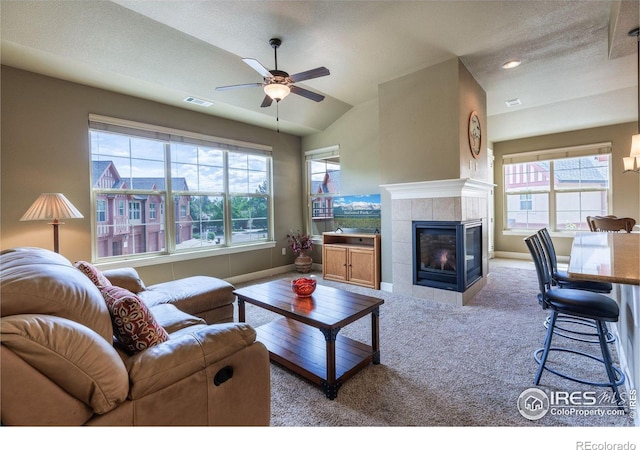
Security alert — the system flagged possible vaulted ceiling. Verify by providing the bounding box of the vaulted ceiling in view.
[1,0,638,143]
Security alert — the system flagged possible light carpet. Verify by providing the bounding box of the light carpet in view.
[234,260,634,427]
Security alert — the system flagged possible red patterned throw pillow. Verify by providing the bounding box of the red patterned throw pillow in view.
[74,261,112,289]
[101,286,169,354]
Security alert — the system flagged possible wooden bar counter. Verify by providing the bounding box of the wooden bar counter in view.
[567,232,639,285]
[568,232,639,421]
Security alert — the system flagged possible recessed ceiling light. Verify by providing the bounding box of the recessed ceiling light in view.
[505,98,522,107]
[502,60,521,69]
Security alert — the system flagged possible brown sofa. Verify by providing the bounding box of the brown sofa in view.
[101,266,236,325]
[0,247,271,426]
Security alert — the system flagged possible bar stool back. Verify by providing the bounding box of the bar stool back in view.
[537,228,614,344]
[524,233,624,405]
[587,216,636,233]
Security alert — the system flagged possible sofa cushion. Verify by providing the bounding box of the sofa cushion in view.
[150,303,206,334]
[101,286,169,354]
[140,276,235,317]
[102,267,146,294]
[73,261,113,289]
[1,314,129,414]
[0,247,113,342]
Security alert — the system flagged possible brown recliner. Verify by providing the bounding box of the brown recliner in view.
[0,247,271,426]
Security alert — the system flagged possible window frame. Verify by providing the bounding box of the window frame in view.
[305,145,340,239]
[128,201,142,222]
[89,114,274,265]
[502,143,612,234]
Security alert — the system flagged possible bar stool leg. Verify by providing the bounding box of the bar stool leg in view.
[535,310,557,385]
[596,320,624,407]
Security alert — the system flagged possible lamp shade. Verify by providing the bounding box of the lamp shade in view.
[623,156,637,172]
[264,83,290,101]
[630,134,640,157]
[20,193,84,222]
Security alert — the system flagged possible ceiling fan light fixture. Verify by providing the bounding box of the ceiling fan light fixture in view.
[264,83,290,101]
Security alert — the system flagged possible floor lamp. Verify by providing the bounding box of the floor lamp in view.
[20,193,84,253]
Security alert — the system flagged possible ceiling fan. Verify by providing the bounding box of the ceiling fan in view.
[216,38,330,108]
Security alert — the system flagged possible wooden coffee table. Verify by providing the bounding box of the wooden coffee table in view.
[234,279,383,400]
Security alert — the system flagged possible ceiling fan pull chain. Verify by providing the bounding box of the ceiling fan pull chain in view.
[276,101,280,133]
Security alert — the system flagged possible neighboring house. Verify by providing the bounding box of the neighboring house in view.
[311,169,341,221]
[504,156,609,230]
[92,161,192,257]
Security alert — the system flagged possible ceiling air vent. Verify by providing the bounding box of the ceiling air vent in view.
[505,98,522,107]
[184,96,212,107]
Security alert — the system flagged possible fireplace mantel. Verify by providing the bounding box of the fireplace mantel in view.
[381,178,494,200]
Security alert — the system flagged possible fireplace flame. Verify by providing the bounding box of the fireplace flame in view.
[439,250,448,270]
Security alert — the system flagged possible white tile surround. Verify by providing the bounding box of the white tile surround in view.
[381,178,494,306]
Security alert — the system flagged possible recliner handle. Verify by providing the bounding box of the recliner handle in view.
[213,366,234,386]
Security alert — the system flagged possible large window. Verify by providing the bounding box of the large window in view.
[503,143,611,232]
[90,115,272,261]
[306,146,340,236]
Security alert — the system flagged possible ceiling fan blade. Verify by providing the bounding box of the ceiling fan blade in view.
[216,83,263,91]
[289,67,330,83]
[290,85,325,102]
[260,95,273,108]
[243,58,272,78]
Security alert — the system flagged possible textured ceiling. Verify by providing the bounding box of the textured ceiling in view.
[1,0,638,143]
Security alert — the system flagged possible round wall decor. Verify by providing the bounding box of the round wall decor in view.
[468,111,481,159]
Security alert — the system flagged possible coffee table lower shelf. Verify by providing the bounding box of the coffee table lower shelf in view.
[256,317,375,399]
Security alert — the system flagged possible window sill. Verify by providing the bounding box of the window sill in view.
[502,229,577,238]
[94,241,276,270]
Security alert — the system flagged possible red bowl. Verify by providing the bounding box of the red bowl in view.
[291,277,317,297]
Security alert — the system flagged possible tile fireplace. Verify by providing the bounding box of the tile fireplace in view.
[413,219,482,292]
[381,178,493,306]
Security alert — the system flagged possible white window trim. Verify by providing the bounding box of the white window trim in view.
[89,114,274,263]
[304,145,340,238]
[502,143,612,233]
[502,142,611,164]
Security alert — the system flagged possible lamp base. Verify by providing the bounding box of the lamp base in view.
[49,220,62,253]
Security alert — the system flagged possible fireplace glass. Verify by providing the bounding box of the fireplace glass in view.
[413,220,482,292]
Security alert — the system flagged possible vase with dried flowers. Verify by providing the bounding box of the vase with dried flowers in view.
[287,230,313,273]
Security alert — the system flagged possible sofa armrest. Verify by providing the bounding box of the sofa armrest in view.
[102,267,146,293]
[0,314,129,414]
[125,322,258,399]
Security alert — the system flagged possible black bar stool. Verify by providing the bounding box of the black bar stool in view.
[537,228,614,344]
[524,233,624,405]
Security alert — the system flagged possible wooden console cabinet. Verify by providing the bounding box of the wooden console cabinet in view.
[322,232,381,290]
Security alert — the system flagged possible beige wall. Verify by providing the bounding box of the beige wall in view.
[492,122,640,258]
[378,58,460,184]
[303,57,488,283]
[302,98,381,195]
[458,59,489,181]
[1,66,303,284]
[12,60,633,282]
